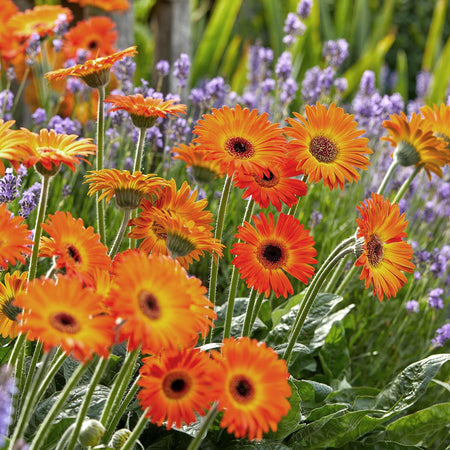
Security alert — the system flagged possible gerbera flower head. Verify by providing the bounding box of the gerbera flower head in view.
[85,169,168,210]
[0,271,27,338]
[420,103,450,149]
[285,103,372,190]
[137,348,222,429]
[355,193,415,301]
[39,211,111,285]
[20,128,97,176]
[68,0,130,12]
[0,0,20,62]
[0,203,33,270]
[45,46,137,88]
[233,156,307,211]
[108,251,215,353]
[215,337,291,441]
[63,16,118,60]
[382,112,449,179]
[15,275,115,362]
[0,120,31,176]
[104,94,187,129]
[193,105,287,177]
[231,212,317,298]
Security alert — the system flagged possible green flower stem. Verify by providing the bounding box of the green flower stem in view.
[65,357,109,450]
[8,333,26,366]
[377,159,399,196]
[223,199,255,340]
[30,361,88,450]
[12,343,26,424]
[392,165,422,204]
[96,85,106,245]
[11,67,30,116]
[242,290,262,337]
[335,265,358,296]
[120,408,149,450]
[287,175,308,217]
[54,424,75,450]
[324,256,348,292]
[133,127,147,173]
[187,402,219,450]
[249,292,265,329]
[108,209,132,258]
[283,246,354,363]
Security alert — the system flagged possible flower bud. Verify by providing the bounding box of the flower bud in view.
[78,419,106,447]
[109,428,132,449]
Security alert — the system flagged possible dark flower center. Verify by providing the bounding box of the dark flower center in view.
[225,137,255,159]
[366,234,384,266]
[309,135,338,163]
[230,375,255,403]
[162,371,192,399]
[263,171,274,181]
[171,379,186,392]
[50,312,81,334]
[152,222,168,240]
[66,244,82,263]
[1,298,22,321]
[87,40,99,50]
[138,290,161,320]
[257,241,286,269]
[253,169,279,188]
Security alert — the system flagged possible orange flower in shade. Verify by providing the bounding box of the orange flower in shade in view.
[68,0,130,12]
[420,103,450,148]
[0,0,21,63]
[0,120,31,176]
[231,212,317,298]
[104,94,187,129]
[285,103,372,190]
[0,203,33,270]
[15,275,115,362]
[215,337,291,441]
[382,112,449,179]
[107,251,216,353]
[233,156,307,211]
[45,46,137,89]
[63,16,118,60]
[137,348,222,429]
[0,271,27,338]
[39,212,111,285]
[20,128,97,174]
[84,169,168,210]
[355,193,415,301]
[9,5,73,39]
[193,105,287,177]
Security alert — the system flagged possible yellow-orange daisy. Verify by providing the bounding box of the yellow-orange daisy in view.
[0,203,33,270]
[68,0,130,12]
[231,212,317,298]
[137,348,222,429]
[107,251,216,353]
[39,211,111,285]
[285,103,372,190]
[420,103,450,148]
[0,120,31,176]
[382,112,449,179]
[15,275,115,362]
[104,94,187,129]
[193,104,287,177]
[233,156,307,211]
[84,169,168,210]
[45,46,137,88]
[215,337,291,441]
[20,128,97,175]
[355,193,415,301]
[0,271,27,338]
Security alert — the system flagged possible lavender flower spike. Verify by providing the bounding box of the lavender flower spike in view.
[297,0,313,19]
[0,365,16,448]
[173,53,191,88]
[432,323,450,347]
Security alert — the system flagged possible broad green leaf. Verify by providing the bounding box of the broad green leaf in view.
[319,321,350,380]
[306,403,349,422]
[291,379,333,412]
[275,343,316,378]
[422,0,448,71]
[326,386,380,406]
[347,442,422,449]
[215,297,249,326]
[224,442,290,449]
[271,292,305,327]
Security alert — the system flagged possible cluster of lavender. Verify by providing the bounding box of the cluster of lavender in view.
[282,0,312,47]
[0,366,16,448]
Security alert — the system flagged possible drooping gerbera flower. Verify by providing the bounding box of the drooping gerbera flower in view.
[233,156,307,211]
[215,337,291,441]
[382,112,449,179]
[0,203,33,270]
[420,103,450,148]
[231,212,317,298]
[193,105,287,177]
[0,271,27,338]
[0,120,30,176]
[107,251,216,353]
[285,103,372,190]
[104,94,187,129]
[20,128,97,175]
[68,0,130,12]
[45,46,137,89]
[85,169,167,210]
[39,211,111,285]
[63,16,118,60]
[137,348,222,429]
[355,193,415,301]
[15,275,115,362]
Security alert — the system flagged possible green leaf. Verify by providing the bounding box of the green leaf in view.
[394,50,409,101]
[422,0,448,71]
[348,442,422,449]
[215,297,249,326]
[261,0,284,59]
[224,442,290,450]
[319,321,350,380]
[306,403,349,422]
[272,292,305,327]
[334,0,351,38]
[291,379,333,413]
[427,37,450,104]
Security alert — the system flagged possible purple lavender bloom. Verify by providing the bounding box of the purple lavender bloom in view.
[206,77,226,101]
[319,67,335,91]
[282,35,296,47]
[26,33,41,65]
[360,71,376,96]
[241,91,257,109]
[19,182,41,218]
[52,38,63,52]
[302,66,322,104]
[431,323,450,347]
[112,57,136,84]
[297,0,313,18]
[146,126,163,149]
[322,39,349,69]
[169,117,191,144]
[261,78,276,94]
[62,184,72,198]
[0,89,14,113]
[66,77,86,94]
[398,198,408,215]
[283,12,306,45]
[309,210,323,228]
[48,115,81,135]
[407,99,423,116]
[31,108,47,125]
[334,77,348,93]
[173,53,191,88]
[280,77,298,104]
[227,91,239,106]
[427,288,444,310]
[76,48,88,64]
[6,67,16,83]
[275,52,293,82]
[156,60,170,77]
[405,300,419,314]
[124,157,133,171]
[189,87,208,108]
[0,365,16,448]
[416,71,432,98]
[0,168,20,203]
[387,93,404,115]
[258,47,274,66]
[53,13,69,37]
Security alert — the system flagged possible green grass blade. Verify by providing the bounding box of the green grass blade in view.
[427,37,450,104]
[394,50,408,100]
[335,0,352,38]
[319,1,335,40]
[262,0,284,59]
[365,0,395,51]
[422,0,448,71]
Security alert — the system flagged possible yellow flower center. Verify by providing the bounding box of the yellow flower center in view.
[366,234,384,266]
[138,290,161,320]
[50,312,81,334]
[225,137,255,159]
[309,135,338,163]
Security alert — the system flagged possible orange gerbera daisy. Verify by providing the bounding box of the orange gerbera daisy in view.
[45,46,137,88]
[63,16,118,60]
[193,105,287,177]
[0,0,20,62]
[420,103,450,148]
[15,275,115,362]
[20,128,97,175]
[9,5,73,39]
[0,271,27,338]
[355,193,415,301]
[285,103,372,190]
[215,337,291,441]
[85,169,167,210]
[39,211,111,285]
[68,0,130,12]
[233,156,307,211]
[137,348,222,429]
[105,94,187,129]
[0,120,31,176]
[107,251,216,353]
[382,112,449,179]
[0,203,33,270]
[231,212,317,298]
